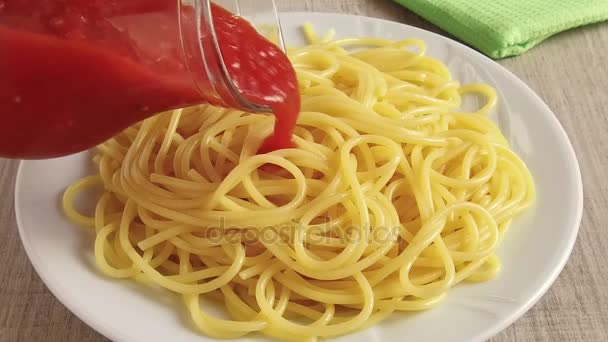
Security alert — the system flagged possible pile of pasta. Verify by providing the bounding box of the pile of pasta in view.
[64,25,535,341]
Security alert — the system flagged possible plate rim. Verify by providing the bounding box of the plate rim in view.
[13,11,584,342]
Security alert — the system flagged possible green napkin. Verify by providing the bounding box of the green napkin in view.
[393,0,608,58]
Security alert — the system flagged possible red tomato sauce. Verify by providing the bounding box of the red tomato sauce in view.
[0,1,299,158]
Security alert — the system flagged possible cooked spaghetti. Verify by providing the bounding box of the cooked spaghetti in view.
[63,24,535,341]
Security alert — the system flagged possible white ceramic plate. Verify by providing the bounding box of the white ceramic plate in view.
[14,12,583,342]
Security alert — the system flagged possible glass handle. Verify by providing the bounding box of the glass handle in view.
[197,0,286,113]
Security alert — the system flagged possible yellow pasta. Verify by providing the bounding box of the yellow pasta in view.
[63,24,535,341]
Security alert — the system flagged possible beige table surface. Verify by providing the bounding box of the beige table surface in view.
[1,0,607,341]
